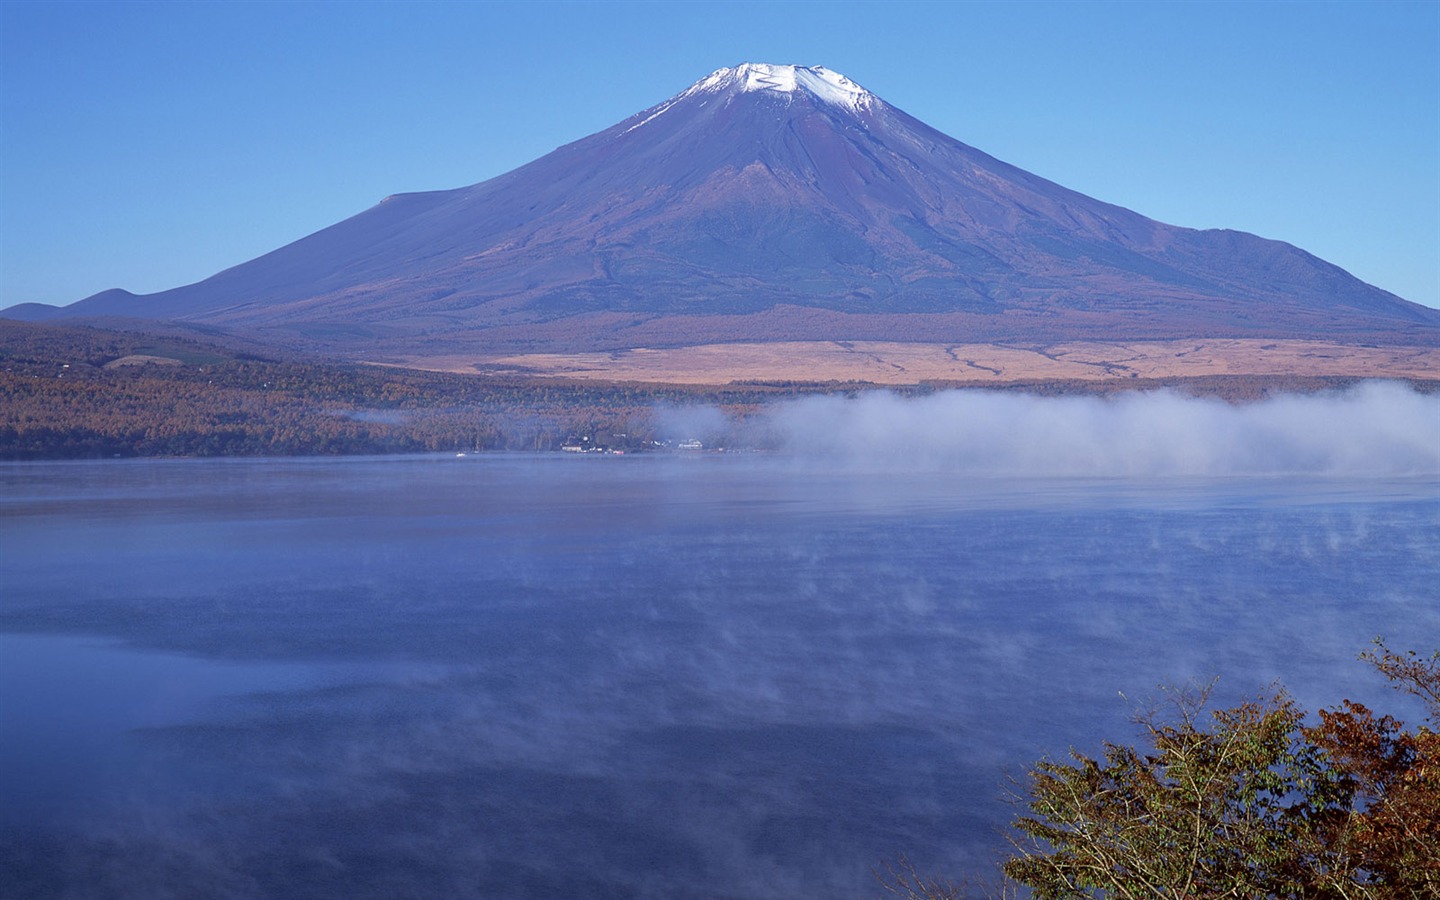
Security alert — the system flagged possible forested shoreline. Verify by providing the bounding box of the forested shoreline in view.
[4,319,1434,459]
[0,320,772,458]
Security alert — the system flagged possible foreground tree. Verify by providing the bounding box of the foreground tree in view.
[982,641,1439,899]
[1303,644,1440,893]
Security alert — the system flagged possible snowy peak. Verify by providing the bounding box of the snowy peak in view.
[684,63,874,111]
[10,61,1435,354]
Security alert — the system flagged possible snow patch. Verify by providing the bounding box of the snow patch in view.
[621,97,681,135]
[683,63,874,112]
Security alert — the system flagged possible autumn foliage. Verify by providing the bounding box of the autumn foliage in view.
[995,642,1439,898]
[1302,645,1440,892]
[0,320,777,457]
[882,643,1438,898]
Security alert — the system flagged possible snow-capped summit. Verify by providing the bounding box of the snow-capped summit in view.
[8,63,1435,355]
[684,63,874,111]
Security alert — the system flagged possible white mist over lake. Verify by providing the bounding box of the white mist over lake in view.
[2,386,1437,898]
[675,381,1440,475]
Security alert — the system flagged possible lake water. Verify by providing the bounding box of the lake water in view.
[1,453,1436,899]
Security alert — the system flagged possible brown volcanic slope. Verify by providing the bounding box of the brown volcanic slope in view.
[7,63,1438,383]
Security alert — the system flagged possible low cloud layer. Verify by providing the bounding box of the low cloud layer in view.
[750,382,1440,476]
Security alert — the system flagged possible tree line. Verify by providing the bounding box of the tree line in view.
[0,321,800,458]
[4,319,1436,459]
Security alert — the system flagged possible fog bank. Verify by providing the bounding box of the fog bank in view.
[753,382,1440,475]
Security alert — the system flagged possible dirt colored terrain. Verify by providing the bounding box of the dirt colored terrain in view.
[391,339,1440,385]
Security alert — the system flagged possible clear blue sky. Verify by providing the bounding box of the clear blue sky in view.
[2,0,1437,309]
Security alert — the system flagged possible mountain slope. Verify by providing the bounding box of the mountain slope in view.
[8,64,1438,355]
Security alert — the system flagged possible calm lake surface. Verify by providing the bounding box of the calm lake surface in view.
[2,454,1436,898]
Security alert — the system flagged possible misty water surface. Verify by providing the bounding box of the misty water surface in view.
[2,400,1437,898]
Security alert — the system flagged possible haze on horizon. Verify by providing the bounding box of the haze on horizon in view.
[1,0,1436,311]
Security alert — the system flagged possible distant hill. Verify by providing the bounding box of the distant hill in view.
[7,63,1438,376]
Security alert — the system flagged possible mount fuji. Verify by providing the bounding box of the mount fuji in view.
[7,63,1438,372]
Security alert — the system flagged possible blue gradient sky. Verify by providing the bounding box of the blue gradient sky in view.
[2,0,1436,309]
